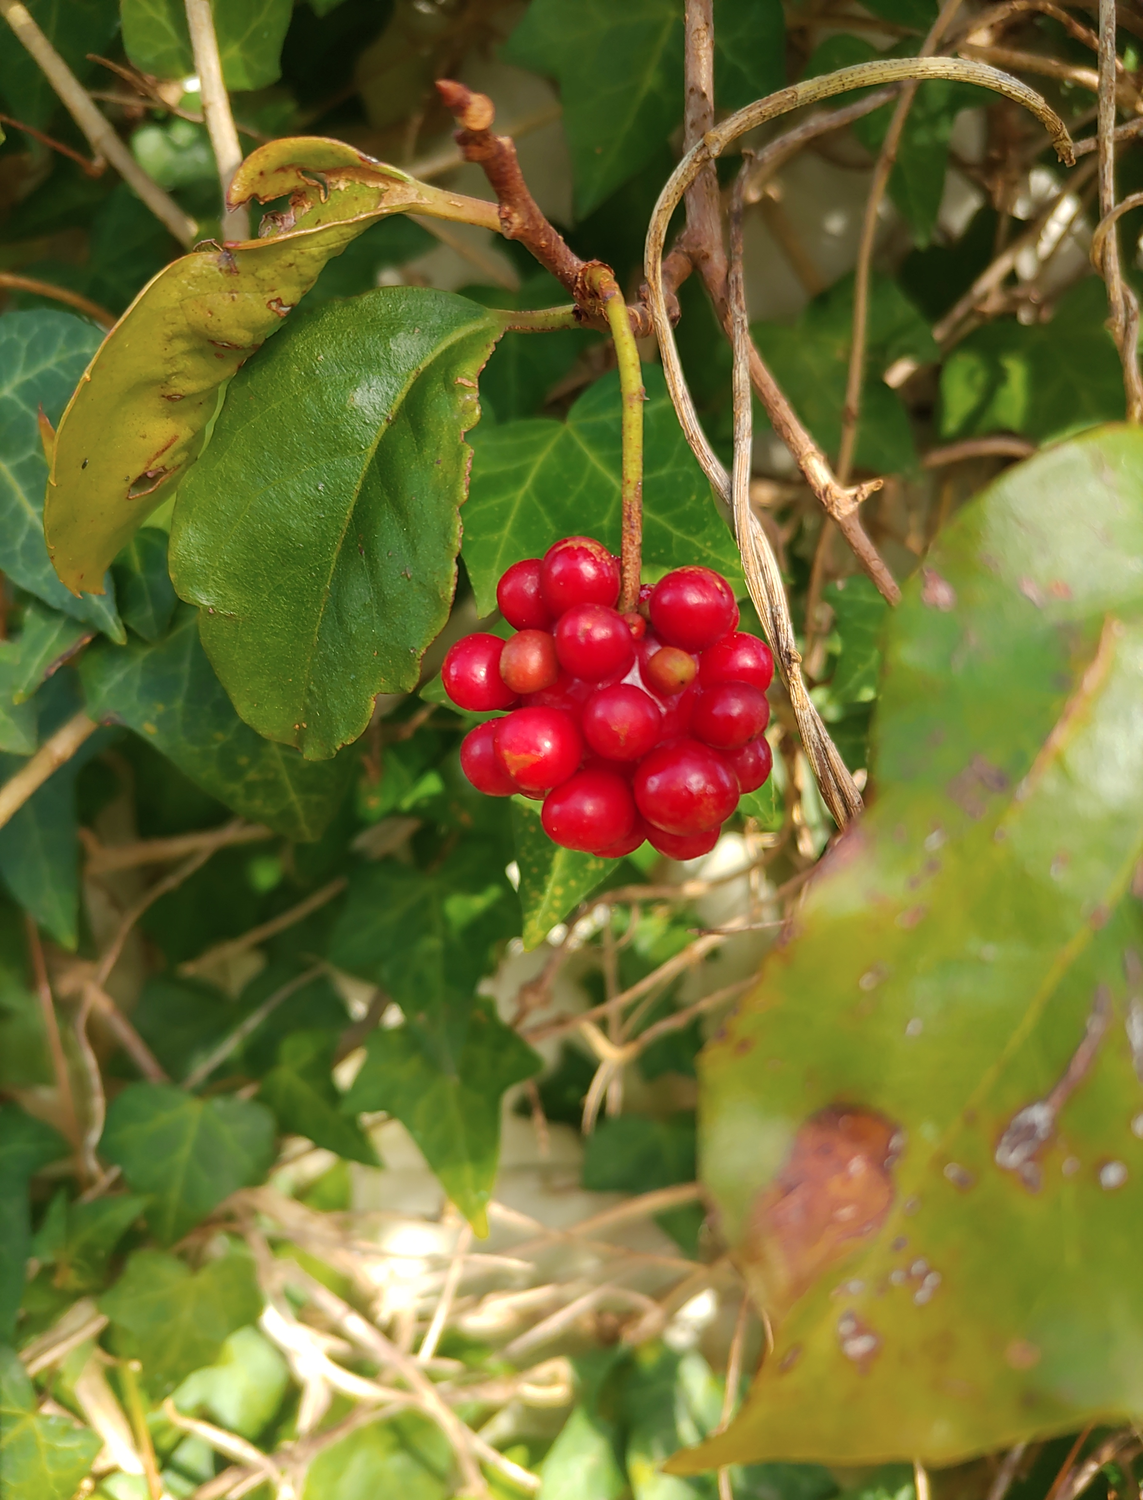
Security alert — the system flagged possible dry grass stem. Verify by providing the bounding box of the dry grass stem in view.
[179,877,347,978]
[0,709,98,832]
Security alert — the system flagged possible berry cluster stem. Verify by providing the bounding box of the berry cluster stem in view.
[589,266,645,614]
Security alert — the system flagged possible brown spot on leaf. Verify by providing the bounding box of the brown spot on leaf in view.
[742,1106,901,1317]
[1019,576,1046,608]
[947,755,1009,819]
[921,569,957,610]
[1005,1339,1041,1370]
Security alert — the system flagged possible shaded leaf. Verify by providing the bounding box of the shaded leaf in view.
[825,576,889,707]
[121,0,294,89]
[0,749,78,949]
[99,1245,263,1395]
[259,1030,379,1166]
[0,0,118,129]
[677,426,1143,1471]
[301,1410,453,1499]
[111,527,177,643]
[100,1083,276,1243]
[0,653,38,755]
[513,798,609,951]
[463,274,595,423]
[0,311,122,637]
[307,215,435,306]
[341,999,541,1233]
[44,136,500,592]
[738,776,782,833]
[0,1345,100,1500]
[79,606,352,841]
[464,365,741,617]
[539,1404,627,1500]
[34,1194,148,1293]
[583,1113,699,1253]
[0,1106,65,1341]
[624,1345,722,1499]
[126,975,235,1083]
[9,602,91,704]
[170,287,500,759]
[173,1325,290,1440]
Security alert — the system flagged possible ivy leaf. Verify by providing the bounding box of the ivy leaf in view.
[99,1244,263,1395]
[0,1345,100,1500]
[0,0,118,129]
[172,1326,290,1441]
[9,602,91,704]
[0,752,78,949]
[940,279,1125,443]
[512,799,609,951]
[583,1113,699,1254]
[100,1083,276,1244]
[463,274,596,422]
[79,606,352,841]
[37,1194,149,1293]
[301,1411,453,1499]
[170,287,501,759]
[538,1403,627,1500]
[0,654,38,755]
[259,1031,379,1166]
[111,528,177,643]
[121,0,294,89]
[825,576,889,707]
[0,311,122,638]
[341,999,541,1233]
[0,1106,65,1340]
[677,426,1143,1471]
[463,365,741,617]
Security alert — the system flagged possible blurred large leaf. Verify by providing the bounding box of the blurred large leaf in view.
[505,0,783,217]
[513,799,609,951]
[940,279,1125,443]
[539,1404,627,1500]
[259,1030,379,1166]
[0,312,122,637]
[464,365,741,616]
[100,1083,276,1243]
[33,1193,148,1293]
[675,427,1143,1472]
[170,288,500,759]
[173,1325,289,1440]
[301,1410,453,1499]
[0,0,118,128]
[0,1345,100,1500]
[80,607,351,840]
[43,137,497,593]
[100,1245,263,1395]
[0,1107,64,1341]
[342,998,541,1233]
[121,0,293,89]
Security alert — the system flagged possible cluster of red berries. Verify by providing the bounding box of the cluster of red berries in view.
[442,537,774,861]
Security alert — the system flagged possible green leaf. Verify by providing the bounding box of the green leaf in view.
[301,1410,453,1500]
[677,426,1143,1471]
[259,1030,379,1166]
[0,653,38,755]
[121,0,293,89]
[341,998,541,1233]
[84,182,177,317]
[940,278,1125,443]
[79,606,352,841]
[99,1244,263,1394]
[0,972,51,1090]
[43,136,496,593]
[825,576,889,706]
[538,1404,627,1500]
[307,216,435,307]
[100,1083,276,1244]
[0,0,118,129]
[738,776,782,832]
[0,1106,65,1340]
[505,0,783,217]
[169,287,501,759]
[111,528,177,643]
[463,274,595,423]
[583,1113,699,1251]
[624,1345,722,1499]
[0,1344,100,1500]
[126,975,235,1083]
[9,602,91,704]
[37,1195,148,1292]
[173,1325,289,1440]
[0,311,123,638]
[513,798,609,950]
[464,365,741,616]
[0,750,79,950]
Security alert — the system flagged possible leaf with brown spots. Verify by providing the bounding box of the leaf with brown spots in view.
[673,427,1143,1473]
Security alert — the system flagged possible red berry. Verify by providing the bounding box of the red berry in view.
[648,824,722,860]
[555,604,635,681]
[494,707,582,791]
[594,814,650,859]
[634,739,739,835]
[500,629,559,695]
[542,768,635,852]
[460,721,517,796]
[643,644,697,697]
[699,631,774,692]
[582,684,662,762]
[724,735,773,793]
[691,682,770,750]
[622,610,647,640]
[541,536,620,614]
[522,670,591,716]
[442,634,518,711]
[497,559,553,631]
[649,567,738,652]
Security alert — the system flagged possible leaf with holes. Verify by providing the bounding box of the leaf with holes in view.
[43,137,496,594]
[672,427,1143,1473]
[170,287,501,759]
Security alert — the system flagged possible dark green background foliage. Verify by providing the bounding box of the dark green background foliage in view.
[0,0,1138,1496]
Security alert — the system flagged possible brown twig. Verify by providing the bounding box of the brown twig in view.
[958,41,1140,107]
[0,109,104,173]
[0,710,98,832]
[0,272,115,327]
[987,1443,1029,1500]
[26,915,81,1153]
[923,435,1036,465]
[83,821,273,875]
[178,876,347,978]
[1095,0,1143,420]
[184,0,247,241]
[84,986,167,1083]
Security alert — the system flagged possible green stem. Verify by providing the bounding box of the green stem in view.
[588,268,644,612]
[496,304,580,332]
[120,1359,163,1500]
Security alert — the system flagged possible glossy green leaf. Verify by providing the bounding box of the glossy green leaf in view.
[79,607,352,841]
[341,999,541,1233]
[170,287,501,759]
[0,0,118,129]
[464,365,741,617]
[173,1326,290,1440]
[0,1344,100,1500]
[513,799,609,951]
[99,1244,263,1394]
[302,1410,453,1500]
[259,1030,379,1166]
[127,975,235,1083]
[111,527,177,643]
[0,311,122,637]
[940,279,1125,443]
[100,1083,276,1244]
[0,1107,65,1340]
[121,0,294,90]
[676,426,1143,1472]
[44,137,496,593]
[505,0,783,217]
